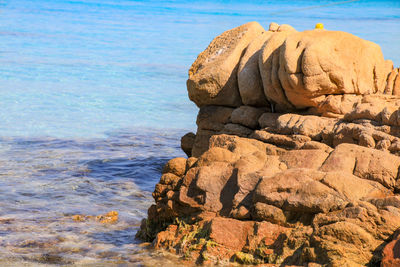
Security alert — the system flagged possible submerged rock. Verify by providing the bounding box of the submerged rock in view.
[138,21,400,266]
[72,211,118,224]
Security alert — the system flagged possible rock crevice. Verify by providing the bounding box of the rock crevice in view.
[138,22,400,266]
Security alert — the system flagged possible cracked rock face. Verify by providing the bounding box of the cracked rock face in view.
[140,134,400,266]
[272,30,390,109]
[187,21,394,113]
[137,21,400,266]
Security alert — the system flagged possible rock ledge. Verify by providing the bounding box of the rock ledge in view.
[137,22,400,266]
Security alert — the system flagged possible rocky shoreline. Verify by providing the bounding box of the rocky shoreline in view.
[137,22,400,266]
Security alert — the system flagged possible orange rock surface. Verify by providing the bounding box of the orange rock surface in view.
[72,211,118,224]
[137,21,400,266]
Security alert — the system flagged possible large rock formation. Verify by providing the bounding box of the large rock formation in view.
[187,21,265,107]
[137,22,400,266]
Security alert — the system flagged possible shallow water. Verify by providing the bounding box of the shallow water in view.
[0,0,399,137]
[0,128,193,265]
[0,0,399,265]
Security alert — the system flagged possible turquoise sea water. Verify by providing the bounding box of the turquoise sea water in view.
[0,0,399,265]
[0,0,399,137]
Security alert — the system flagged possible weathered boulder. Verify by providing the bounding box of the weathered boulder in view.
[259,29,297,111]
[277,30,390,109]
[138,21,400,266]
[253,169,347,215]
[320,143,400,189]
[258,28,393,114]
[191,129,215,158]
[180,132,195,157]
[191,105,234,157]
[268,22,279,32]
[278,149,328,169]
[187,22,265,107]
[196,105,234,131]
[139,133,400,265]
[255,111,400,154]
[238,33,272,106]
[274,113,337,139]
[220,123,253,137]
[385,68,399,95]
[162,157,187,177]
[230,106,266,129]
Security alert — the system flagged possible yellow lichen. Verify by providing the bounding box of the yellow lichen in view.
[234,251,260,265]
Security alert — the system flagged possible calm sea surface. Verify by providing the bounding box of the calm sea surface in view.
[0,0,399,265]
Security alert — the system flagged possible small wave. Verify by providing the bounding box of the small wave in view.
[0,128,186,265]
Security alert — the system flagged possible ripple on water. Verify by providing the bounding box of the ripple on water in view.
[0,128,191,265]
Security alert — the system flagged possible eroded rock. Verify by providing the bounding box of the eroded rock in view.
[187,22,265,107]
[138,21,400,266]
[238,33,272,106]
